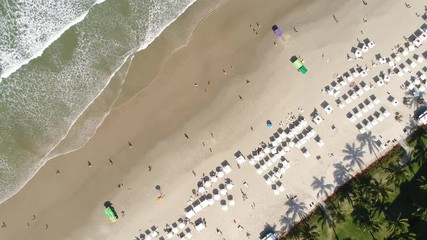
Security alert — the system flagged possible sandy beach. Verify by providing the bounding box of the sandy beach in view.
[0,0,426,239]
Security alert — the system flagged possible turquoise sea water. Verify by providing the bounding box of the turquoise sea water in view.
[0,0,198,203]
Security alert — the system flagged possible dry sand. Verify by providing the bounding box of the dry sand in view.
[0,0,426,239]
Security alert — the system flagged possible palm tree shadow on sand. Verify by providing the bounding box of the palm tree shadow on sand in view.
[357,131,379,156]
[284,199,308,222]
[311,176,334,199]
[333,162,351,186]
[342,142,365,171]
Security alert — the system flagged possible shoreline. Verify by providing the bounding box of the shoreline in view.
[0,0,426,239]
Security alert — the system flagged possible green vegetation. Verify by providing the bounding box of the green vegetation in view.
[280,127,427,240]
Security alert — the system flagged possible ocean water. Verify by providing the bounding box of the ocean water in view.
[0,0,198,203]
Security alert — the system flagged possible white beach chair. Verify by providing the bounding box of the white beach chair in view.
[185,209,195,219]
[361,44,369,52]
[223,165,232,174]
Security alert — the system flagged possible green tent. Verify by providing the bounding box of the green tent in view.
[299,65,308,74]
[292,59,304,69]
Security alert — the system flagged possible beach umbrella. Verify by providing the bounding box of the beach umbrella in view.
[206,194,214,206]
[266,120,273,128]
[226,183,234,190]
[212,189,221,201]
[220,200,229,211]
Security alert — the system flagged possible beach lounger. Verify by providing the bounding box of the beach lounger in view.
[195,219,206,231]
[255,164,263,174]
[277,181,285,192]
[272,185,280,195]
[186,229,192,239]
[301,147,310,158]
[358,103,368,113]
[373,111,384,122]
[380,107,390,117]
[313,114,323,124]
[361,44,369,52]
[316,136,325,147]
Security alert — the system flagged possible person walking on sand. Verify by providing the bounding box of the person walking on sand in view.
[239,95,243,101]
[256,22,260,28]
[332,14,339,23]
[222,69,227,75]
[87,161,92,167]
[2,222,6,228]
[148,165,152,172]
[128,142,133,148]
[32,215,36,220]
[184,133,189,139]
[56,169,60,175]
[45,224,48,229]
[109,159,113,165]
[293,27,298,32]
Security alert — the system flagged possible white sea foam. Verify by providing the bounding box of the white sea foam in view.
[137,0,198,51]
[0,0,104,80]
[0,0,207,205]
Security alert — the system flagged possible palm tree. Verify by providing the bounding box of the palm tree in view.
[337,182,355,207]
[342,142,365,170]
[417,176,427,190]
[412,128,427,166]
[386,213,409,236]
[385,163,408,189]
[317,204,340,240]
[415,204,427,221]
[297,222,320,240]
[360,217,381,239]
[385,231,416,240]
[330,206,346,223]
[311,176,335,198]
[351,203,371,226]
[333,162,351,186]
[283,226,302,240]
[367,178,391,204]
[357,131,379,159]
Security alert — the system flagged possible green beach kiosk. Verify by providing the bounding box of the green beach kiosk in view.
[290,56,308,74]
